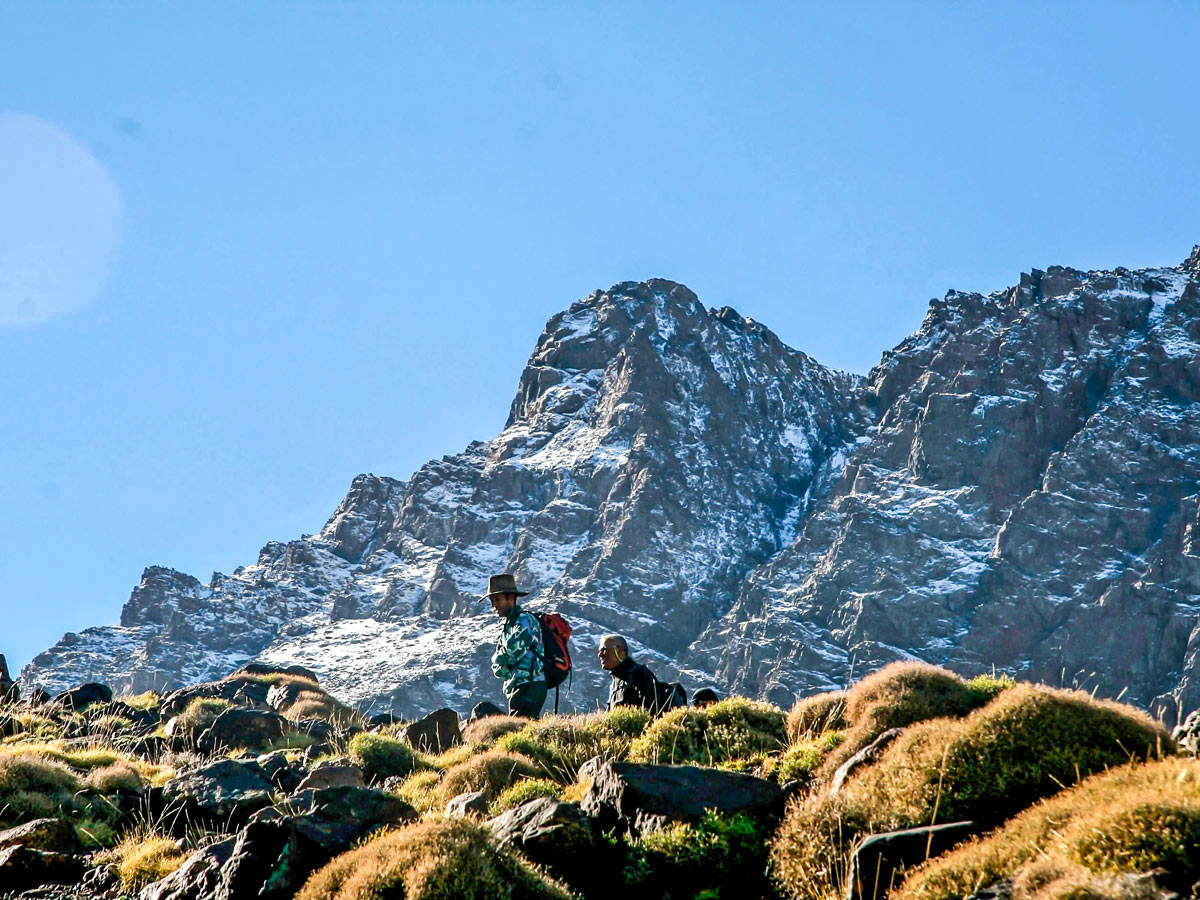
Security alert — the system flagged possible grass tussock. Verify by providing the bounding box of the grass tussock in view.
[117,691,161,711]
[461,715,526,746]
[786,691,847,742]
[95,832,187,891]
[436,750,541,809]
[897,757,1200,900]
[83,759,145,793]
[225,670,320,689]
[763,731,846,785]
[348,732,419,783]
[490,777,561,815]
[177,697,233,734]
[0,752,80,823]
[281,689,364,728]
[628,697,786,767]
[820,662,1010,777]
[393,770,441,814]
[770,683,1172,900]
[494,706,653,784]
[295,816,573,900]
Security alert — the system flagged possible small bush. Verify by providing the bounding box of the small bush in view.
[84,760,145,793]
[626,810,775,900]
[117,691,161,711]
[897,757,1200,900]
[177,697,232,734]
[394,769,441,813]
[771,683,1173,900]
[295,816,573,899]
[437,750,540,808]
[462,715,526,746]
[765,731,845,784]
[424,742,483,771]
[348,732,418,783]
[0,752,80,824]
[490,778,561,814]
[97,833,187,890]
[786,691,847,742]
[628,698,786,766]
[964,672,1016,706]
[495,707,653,784]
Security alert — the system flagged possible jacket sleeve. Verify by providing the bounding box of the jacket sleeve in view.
[493,614,540,676]
[632,665,658,709]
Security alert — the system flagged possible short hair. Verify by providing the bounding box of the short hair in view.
[599,634,629,655]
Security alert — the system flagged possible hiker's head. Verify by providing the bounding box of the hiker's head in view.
[490,592,517,616]
[598,634,628,671]
[481,573,528,616]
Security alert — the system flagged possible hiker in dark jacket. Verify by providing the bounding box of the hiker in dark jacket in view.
[599,634,657,712]
[484,573,547,719]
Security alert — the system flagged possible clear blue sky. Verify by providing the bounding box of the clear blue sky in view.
[3,3,1198,674]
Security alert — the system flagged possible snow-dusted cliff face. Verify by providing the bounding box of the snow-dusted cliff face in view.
[22,279,863,716]
[23,254,1200,721]
[688,251,1200,721]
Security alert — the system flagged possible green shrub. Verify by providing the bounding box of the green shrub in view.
[896,757,1200,900]
[0,752,81,825]
[393,769,440,813]
[117,691,161,711]
[490,778,561,815]
[964,672,1016,706]
[495,707,653,784]
[177,697,232,735]
[348,732,418,783]
[771,683,1172,900]
[628,698,786,767]
[786,691,847,742]
[626,810,777,900]
[437,750,540,808]
[83,760,145,793]
[295,817,573,899]
[765,731,845,784]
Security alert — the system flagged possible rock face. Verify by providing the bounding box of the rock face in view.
[20,252,1200,722]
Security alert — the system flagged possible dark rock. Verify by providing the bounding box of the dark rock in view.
[232,662,318,684]
[0,654,19,702]
[160,680,257,717]
[159,759,274,833]
[0,819,83,854]
[53,683,112,710]
[581,760,784,834]
[264,681,304,712]
[831,728,904,794]
[29,689,51,706]
[271,785,418,847]
[445,791,490,818]
[470,701,507,721]
[139,836,236,900]
[368,712,400,728]
[847,822,977,900]
[255,751,305,794]
[403,707,461,754]
[295,763,364,791]
[196,707,289,754]
[490,797,605,886]
[0,844,85,894]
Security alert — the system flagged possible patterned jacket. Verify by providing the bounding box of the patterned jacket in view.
[491,606,545,696]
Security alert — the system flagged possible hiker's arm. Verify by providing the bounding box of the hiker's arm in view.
[633,666,656,708]
[493,621,537,674]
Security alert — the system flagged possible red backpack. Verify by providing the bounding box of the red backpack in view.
[535,611,572,711]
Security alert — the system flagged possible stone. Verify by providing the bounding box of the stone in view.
[139,836,235,900]
[0,653,19,702]
[196,707,289,754]
[0,818,84,854]
[470,701,507,721]
[846,822,977,900]
[160,680,259,717]
[831,728,904,794]
[581,760,784,834]
[403,707,461,754]
[159,759,274,832]
[0,844,86,894]
[295,763,364,791]
[53,682,112,710]
[489,797,606,885]
[368,712,400,728]
[273,786,418,847]
[445,791,490,818]
[255,751,306,794]
[265,680,304,712]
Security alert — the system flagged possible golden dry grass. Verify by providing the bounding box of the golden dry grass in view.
[786,691,848,742]
[627,698,785,767]
[494,706,652,783]
[295,817,574,900]
[461,715,526,745]
[435,750,541,809]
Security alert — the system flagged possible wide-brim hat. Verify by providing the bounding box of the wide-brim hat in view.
[480,573,530,600]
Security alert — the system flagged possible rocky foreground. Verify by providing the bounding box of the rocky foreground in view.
[1,658,1198,900]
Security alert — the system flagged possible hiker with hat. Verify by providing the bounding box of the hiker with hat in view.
[483,573,547,719]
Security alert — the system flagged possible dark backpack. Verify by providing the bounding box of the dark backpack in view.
[651,678,687,715]
[535,612,572,711]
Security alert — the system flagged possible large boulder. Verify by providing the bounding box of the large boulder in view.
[581,760,784,834]
[255,750,307,794]
[846,822,977,900]
[490,797,608,887]
[53,682,112,710]
[0,818,84,854]
[0,845,85,894]
[196,707,290,754]
[1172,707,1200,755]
[268,785,418,849]
[160,680,268,717]
[159,759,274,832]
[403,707,461,754]
[139,836,236,900]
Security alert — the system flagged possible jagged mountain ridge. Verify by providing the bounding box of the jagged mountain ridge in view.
[22,279,863,715]
[22,252,1200,721]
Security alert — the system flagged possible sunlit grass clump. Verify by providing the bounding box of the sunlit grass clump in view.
[348,732,418,783]
[295,817,573,900]
[495,706,653,783]
[770,682,1172,900]
[95,831,187,891]
[490,777,561,815]
[628,697,786,767]
[435,749,541,809]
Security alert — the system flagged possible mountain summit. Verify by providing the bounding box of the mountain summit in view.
[23,255,1200,721]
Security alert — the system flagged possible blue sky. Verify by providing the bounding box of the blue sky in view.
[3,3,1198,674]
